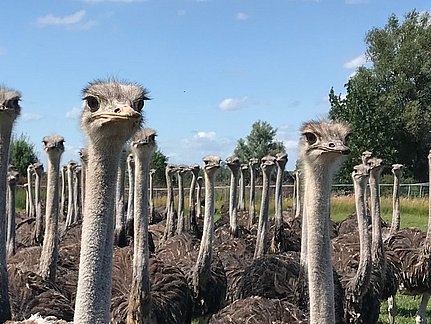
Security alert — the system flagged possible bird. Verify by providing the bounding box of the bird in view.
[0,85,22,322]
[32,162,44,245]
[114,147,128,248]
[110,128,192,324]
[247,158,260,229]
[157,156,227,322]
[73,78,147,324]
[38,135,65,283]
[6,168,20,258]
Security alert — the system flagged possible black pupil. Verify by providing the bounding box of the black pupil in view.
[305,132,317,145]
[86,97,99,111]
[135,100,144,111]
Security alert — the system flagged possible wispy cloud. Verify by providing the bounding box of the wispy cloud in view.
[21,112,43,121]
[36,10,97,30]
[219,96,248,111]
[66,107,82,119]
[343,54,366,69]
[236,12,249,20]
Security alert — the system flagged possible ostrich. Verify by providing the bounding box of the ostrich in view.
[385,149,431,324]
[157,156,227,322]
[72,166,82,224]
[32,162,44,245]
[73,79,147,324]
[270,152,288,253]
[126,154,135,237]
[114,147,128,247]
[254,155,276,259]
[112,127,192,324]
[196,176,203,219]
[212,120,351,323]
[6,169,19,258]
[60,165,67,220]
[226,156,241,237]
[247,158,259,228]
[24,183,30,218]
[176,165,189,236]
[237,164,247,212]
[39,135,65,282]
[188,164,200,234]
[27,165,35,220]
[79,148,88,215]
[0,86,21,322]
[388,163,404,236]
[162,164,178,241]
[64,161,77,229]
[148,168,155,223]
[332,164,375,323]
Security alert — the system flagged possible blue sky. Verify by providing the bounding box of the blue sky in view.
[1,0,429,171]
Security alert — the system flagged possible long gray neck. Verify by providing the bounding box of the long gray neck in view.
[65,164,75,227]
[238,168,246,211]
[0,125,13,322]
[248,165,257,228]
[389,172,401,235]
[39,153,61,281]
[254,168,272,259]
[148,172,154,222]
[274,161,286,227]
[60,167,66,220]
[294,171,302,219]
[304,163,335,324]
[196,180,202,219]
[127,151,152,323]
[27,167,35,218]
[176,172,185,235]
[352,176,372,298]
[163,171,176,240]
[74,144,121,324]
[6,178,17,258]
[188,170,199,231]
[193,169,216,291]
[80,161,87,216]
[228,166,240,237]
[369,171,385,270]
[114,150,127,244]
[73,169,82,223]
[33,168,43,244]
[127,160,135,224]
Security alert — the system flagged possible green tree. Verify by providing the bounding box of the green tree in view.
[234,120,286,163]
[9,133,39,177]
[150,149,168,187]
[329,10,431,182]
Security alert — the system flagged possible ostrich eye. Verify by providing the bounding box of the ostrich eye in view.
[304,132,317,145]
[344,133,352,145]
[6,98,19,109]
[133,99,144,112]
[85,96,99,112]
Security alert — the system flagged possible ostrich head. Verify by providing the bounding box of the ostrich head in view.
[7,170,19,184]
[261,155,276,175]
[130,128,157,158]
[189,164,200,177]
[226,156,240,171]
[368,157,384,178]
[43,135,65,159]
[33,162,44,176]
[361,150,373,165]
[352,163,370,184]
[0,86,21,124]
[299,120,351,170]
[203,155,221,174]
[80,79,148,146]
[391,163,404,177]
[275,152,288,169]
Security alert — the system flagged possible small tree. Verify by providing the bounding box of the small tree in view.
[9,133,39,177]
[150,149,168,187]
[234,120,286,163]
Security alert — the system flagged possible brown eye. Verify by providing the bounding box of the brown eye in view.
[304,132,317,145]
[133,99,144,112]
[85,96,99,112]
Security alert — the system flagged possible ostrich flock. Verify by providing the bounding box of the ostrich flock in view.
[0,80,430,324]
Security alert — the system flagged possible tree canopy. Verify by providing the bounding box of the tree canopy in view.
[150,149,168,187]
[329,10,431,182]
[234,120,286,163]
[9,133,39,177]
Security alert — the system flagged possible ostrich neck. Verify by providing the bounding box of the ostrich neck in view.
[148,172,154,215]
[275,163,285,226]
[176,173,185,235]
[128,152,152,322]
[249,167,256,220]
[390,174,401,234]
[194,171,216,284]
[115,152,127,231]
[352,178,372,296]
[304,163,335,324]
[74,145,122,324]
[229,168,239,236]
[0,125,13,322]
[6,179,17,258]
[163,173,176,239]
[39,153,61,281]
[127,162,135,222]
[254,169,271,259]
[369,174,385,268]
[189,173,197,210]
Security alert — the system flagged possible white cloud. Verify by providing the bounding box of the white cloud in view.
[236,12,249,20]
[194,131,216,141]
[20,112,43,121]
[36,10,97,29]
[343,54,367,69]
[66,107,82,119]
[219,96,248,111]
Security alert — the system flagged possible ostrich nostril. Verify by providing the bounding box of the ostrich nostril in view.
[329,143,335,148]
[114,108,121,113]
